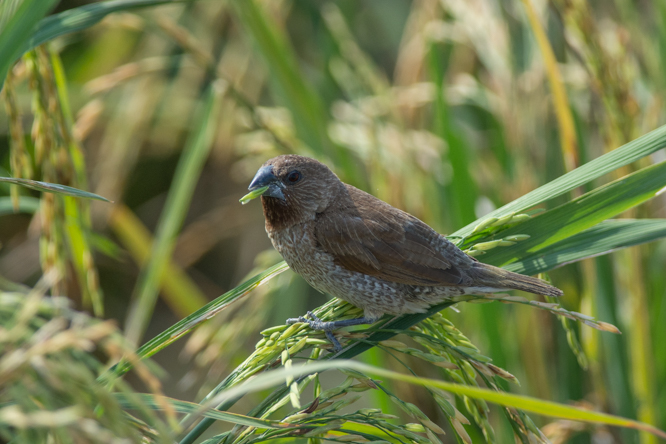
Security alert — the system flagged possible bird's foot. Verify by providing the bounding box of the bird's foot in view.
[286,312,379,352]
[286,311,343,352]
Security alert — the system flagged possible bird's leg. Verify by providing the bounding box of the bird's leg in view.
[286,311,378,352]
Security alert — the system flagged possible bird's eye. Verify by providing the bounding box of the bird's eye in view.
[286,170,302,184]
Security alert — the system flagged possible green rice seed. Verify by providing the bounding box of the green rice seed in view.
[471,240,502,251]
[285,359,293,386]
[472,217,499,234]
[460,360,477,380]
[279,323,302,340]
[379,340,408,350]
[405,423,426,433]
[488,364,519,383]
[289,381,301,409]
[433,361,459,370]
[357,408,382,416]
[433,393,455,417]
[334,435,368,442]
[260,325,287,336]
[305,338,329,345]
[489,212,515,227]
[328,393,348,403]
[451,418,472,444]
[287,337,308,355]
[510,214,531,223]
[282,412,309,423]
[239,185,269,205]
[302,420,345,437]
[421,418,445,434]
[404,402,428,420]
[596,321,621,334]
[426,428,444,444]
[504,234,530,242]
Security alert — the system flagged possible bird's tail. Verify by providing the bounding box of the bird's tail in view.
[469,262,563,297]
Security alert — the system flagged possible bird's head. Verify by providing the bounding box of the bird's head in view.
[241,155,344,228]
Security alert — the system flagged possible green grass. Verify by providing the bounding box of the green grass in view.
[1,0,666,443]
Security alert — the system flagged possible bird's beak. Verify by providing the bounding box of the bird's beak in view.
[239,165,286,205]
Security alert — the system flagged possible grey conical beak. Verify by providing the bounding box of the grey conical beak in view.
[248,165,285,201]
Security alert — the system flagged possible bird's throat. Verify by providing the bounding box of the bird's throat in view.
[261,196,305,232]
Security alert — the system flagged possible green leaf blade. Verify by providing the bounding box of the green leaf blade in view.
[114,393,289,429]
[455,124,666,238]
[123,82,224,346]
[21,0,179,55]
[0,0,58,88]
[106,261,289,378]
[481,161,666,267]
[505,219,666,275]
[0,177,112,202]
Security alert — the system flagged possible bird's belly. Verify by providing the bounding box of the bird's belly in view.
[267,225,334,292]
[268,225,465,318]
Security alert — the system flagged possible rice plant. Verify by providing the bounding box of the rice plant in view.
[1,1,666,443]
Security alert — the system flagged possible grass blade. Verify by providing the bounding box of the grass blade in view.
[124,82,223,345]
[107,261,289,378]
[0,177,112,202]
[504,219,666,275]
[231,0,331,155]
[63,197,104,315]
[110,204,208,317]
[21,0,180,56]
[520,0,578,171]
[480,161,666,267]
[428,41,477,227]
[190,360,666,440]
[0,0,57,89]
[114,393,291,429]
[455,124,666,238]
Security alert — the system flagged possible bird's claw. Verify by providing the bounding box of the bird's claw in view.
[324,331,343,353]
[286,316,309,325]
[286,311,328,330]
[284,311,343,352]
[303,311,329,331]
[286,315,309,325]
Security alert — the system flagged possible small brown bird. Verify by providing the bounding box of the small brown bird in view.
[244,155,562,350]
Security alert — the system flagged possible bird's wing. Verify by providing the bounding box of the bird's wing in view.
[315,185,474,286]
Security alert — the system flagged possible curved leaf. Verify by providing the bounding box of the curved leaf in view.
[105,260,289,379]
[505,219,666,275]
[0,177,112,202]
[0,0,58,89]
[455,124,666,238]
[114,393,291,429]
[193,360,666,440]
[21,0,181,55]
[481,161,666,267]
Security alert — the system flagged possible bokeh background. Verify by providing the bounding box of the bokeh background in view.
[2,0,666,443]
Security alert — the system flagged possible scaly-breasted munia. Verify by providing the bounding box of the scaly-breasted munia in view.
[243,155,562,350]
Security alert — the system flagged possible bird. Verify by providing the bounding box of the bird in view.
[242,154,562,350]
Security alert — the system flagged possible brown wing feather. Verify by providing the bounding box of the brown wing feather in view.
[315,185,475,286]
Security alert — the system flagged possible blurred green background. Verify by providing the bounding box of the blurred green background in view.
[1,0,666,443]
